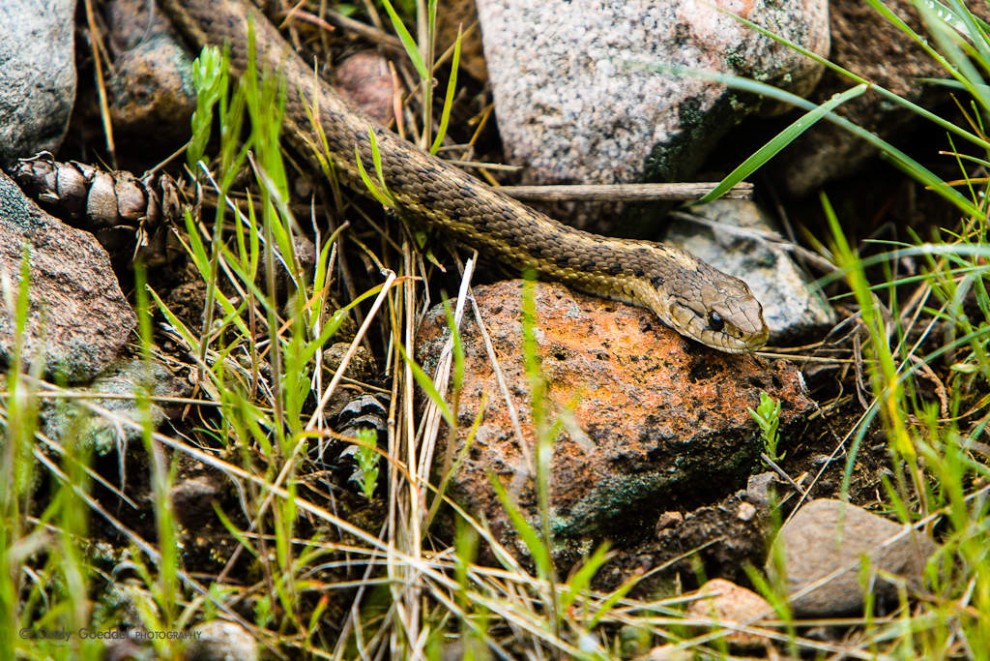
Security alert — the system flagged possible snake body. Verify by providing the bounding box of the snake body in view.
[160,0,769,352]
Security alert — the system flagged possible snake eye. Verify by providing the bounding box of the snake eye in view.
[707,310,725,332]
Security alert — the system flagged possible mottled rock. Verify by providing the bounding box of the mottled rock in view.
[686,578,772,649]
[186,620,258,661]
[776,1,990,196]
[417,280,814,559]
[41,358,184,454]
[767,499,938,617]
[0,0,77,167]
[666,199,836,343]
[334,51,396,126]
[746,471,779,507]
[105,0,196,150]
[475,0,828,190]
[0,171,135,382]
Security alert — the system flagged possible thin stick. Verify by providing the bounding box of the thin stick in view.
[498,181,754,202]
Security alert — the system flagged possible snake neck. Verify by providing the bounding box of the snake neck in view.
[160,0,769,353]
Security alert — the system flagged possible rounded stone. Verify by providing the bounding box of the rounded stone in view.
[0,0,77,168]
[475,0,829,187]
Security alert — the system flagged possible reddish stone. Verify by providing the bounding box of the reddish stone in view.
[0,171,134,382]
[686,578,772,650]
[333,51,395,126]
[418,280,814,557]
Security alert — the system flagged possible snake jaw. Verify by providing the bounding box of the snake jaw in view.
[652,277,769,354]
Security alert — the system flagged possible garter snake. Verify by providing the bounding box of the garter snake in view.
[160,0,769,353]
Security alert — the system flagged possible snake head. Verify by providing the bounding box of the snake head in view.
[661,262,769,353]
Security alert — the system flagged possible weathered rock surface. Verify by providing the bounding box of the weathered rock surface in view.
[776,0,990,196]
[0,171,135,382]
[105,0,197,152]
[171,474,224,530]
[418,280,814,559]
[686,578,772,650]
[475,0,828,190]
[767,498,937,617]
[0,0,77,168]
[41,358,185,454]
[437,0,488,82]
[666,199,836,343]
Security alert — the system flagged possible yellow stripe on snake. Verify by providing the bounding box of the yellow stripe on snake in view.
[160,0,769,353]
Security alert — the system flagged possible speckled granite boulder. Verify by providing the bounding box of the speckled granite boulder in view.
[0,171,135,382]
[418,280,814,562]
[0,0,77,168]
[475,0,829,191]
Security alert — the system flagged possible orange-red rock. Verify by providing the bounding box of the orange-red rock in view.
[417,280,814,557]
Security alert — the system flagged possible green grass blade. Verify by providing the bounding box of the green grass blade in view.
[646,64,985,218]
[697,83,867,204]
[380,0,428,80]
[430,29,462,154]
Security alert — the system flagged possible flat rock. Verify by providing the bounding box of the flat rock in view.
[0,171,135,382]
[417,280,814,560]
[767,498,938,617]
[475,0,828,190]
[665,199,836,343]
[0,0,77,168]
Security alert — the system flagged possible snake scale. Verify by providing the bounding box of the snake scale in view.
[159,0,769,353]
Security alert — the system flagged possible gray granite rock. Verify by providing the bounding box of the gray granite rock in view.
[767,499,937,617]
[475,0,829,190]
[664,199,836,344]
[0,171,135,382]
[0,0,77,168]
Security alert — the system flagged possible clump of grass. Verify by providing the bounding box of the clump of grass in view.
[738,1,990,655]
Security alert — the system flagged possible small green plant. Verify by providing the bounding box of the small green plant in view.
[188,45,226,168]
[348,428,382,500]
[748,391,782,461]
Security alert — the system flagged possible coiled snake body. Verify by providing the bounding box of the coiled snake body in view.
[160,0,769,353]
